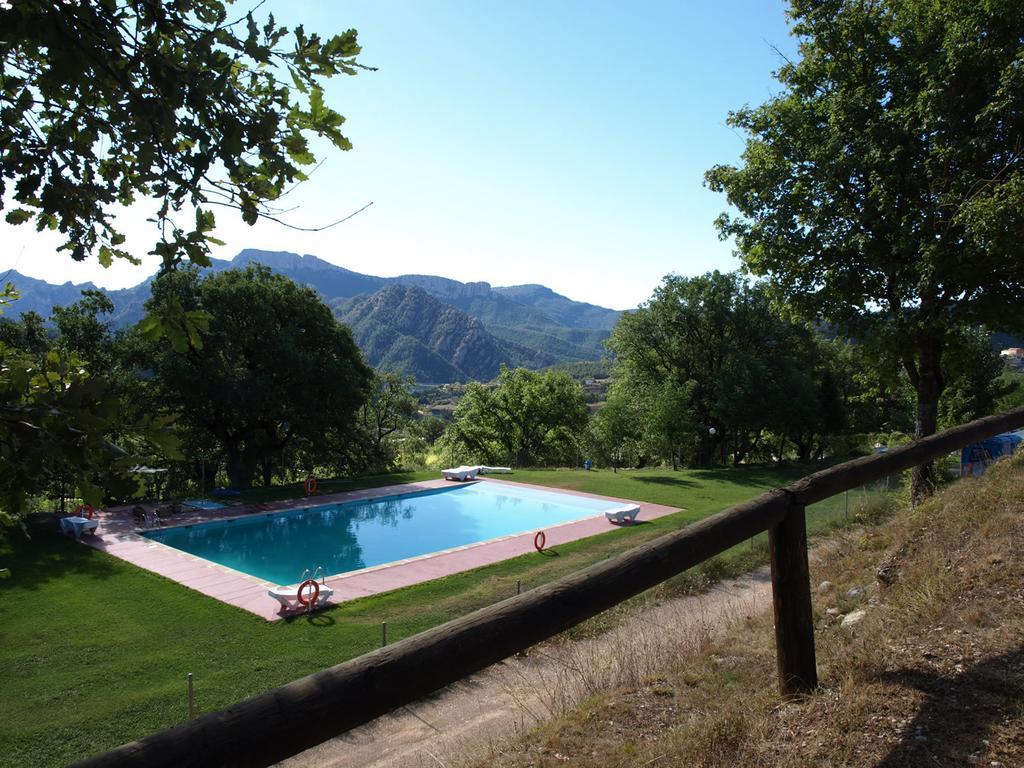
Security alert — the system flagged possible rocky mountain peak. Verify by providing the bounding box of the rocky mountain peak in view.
[395,274,493,300]
[233,249,342,273]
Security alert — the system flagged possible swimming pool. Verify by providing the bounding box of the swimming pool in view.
[143,482,620,585]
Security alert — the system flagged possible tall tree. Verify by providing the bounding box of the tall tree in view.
[1,0,368,270]
[51,290,116,371]
[444,367,589,467]
[608,272,731,467]
[706,0,1024,500]
[347,372,418,473]
[1,342,122,520]
[0,309,49,355]
[937,327,1012,430]
[607,271,830,467]
[0,292,177,521]
[589,384,645,471]
[145,266,372,488]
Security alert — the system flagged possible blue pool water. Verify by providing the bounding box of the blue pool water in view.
[144,482,618,585]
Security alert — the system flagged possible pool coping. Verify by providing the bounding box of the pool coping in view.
[76,477,682,621]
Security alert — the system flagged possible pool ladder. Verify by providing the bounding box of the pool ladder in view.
[301,566,326,585]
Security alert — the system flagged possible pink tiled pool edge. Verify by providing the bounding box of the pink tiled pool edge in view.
[75,478,681,621]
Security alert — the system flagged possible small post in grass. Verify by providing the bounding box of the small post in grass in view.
[381,622,387,648]
[187,673,194,720]
[769,502,817,697]
[516,580,521,596]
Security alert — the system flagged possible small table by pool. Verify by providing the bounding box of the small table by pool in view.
[60,516,98,539]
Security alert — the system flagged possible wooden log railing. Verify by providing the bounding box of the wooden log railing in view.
[75,406,1024,768]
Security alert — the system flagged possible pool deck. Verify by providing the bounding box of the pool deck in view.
[75,478,681,621]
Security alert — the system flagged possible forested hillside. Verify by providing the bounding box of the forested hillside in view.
[337,285,511,382]
[3,249,620,383]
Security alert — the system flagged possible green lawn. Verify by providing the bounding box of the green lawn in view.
[0,464,856,767]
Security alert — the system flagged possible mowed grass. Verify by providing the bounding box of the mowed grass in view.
[1,464,836,767]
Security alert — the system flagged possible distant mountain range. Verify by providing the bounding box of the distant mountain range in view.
[3,249,623,383]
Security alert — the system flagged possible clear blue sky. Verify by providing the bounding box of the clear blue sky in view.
[0,0,797,310]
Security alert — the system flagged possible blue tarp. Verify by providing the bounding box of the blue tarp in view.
[960,432,1023,476]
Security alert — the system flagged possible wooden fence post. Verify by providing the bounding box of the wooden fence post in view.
[769,501,817,697]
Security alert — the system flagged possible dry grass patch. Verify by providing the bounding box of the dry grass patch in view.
[465,455,1024,768]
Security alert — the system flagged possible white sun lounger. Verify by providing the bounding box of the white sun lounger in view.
[59,516,99,539]
[441,465,513,481]
[268,583,334,611]
[442,465,481,481]
[605,504,641,524]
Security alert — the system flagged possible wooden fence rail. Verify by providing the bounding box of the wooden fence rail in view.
[75,406,1024,768]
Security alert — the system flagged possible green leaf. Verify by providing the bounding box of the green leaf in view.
[168,327,189,354]
[309,86,326,120]
[5,209,33,225]
[289,68,309,94]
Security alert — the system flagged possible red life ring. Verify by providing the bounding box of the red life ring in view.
[75,503,95,520]
[297,578,320,608]
[304,475,317,496]
[534,531,546,552]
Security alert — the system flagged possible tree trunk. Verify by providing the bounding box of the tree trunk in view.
[908,336,944,505]
[197,457,219,492]
[697,435,715,467]
[226,447,256,490]
[736,429,762,466]
[911,376,941,504]
[794,435,811,463]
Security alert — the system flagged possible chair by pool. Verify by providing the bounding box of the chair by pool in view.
[442,465,513,481]
[59,516,98,539]
[605,504,640,524]
[268,583,334,612]
[442,465,480,481]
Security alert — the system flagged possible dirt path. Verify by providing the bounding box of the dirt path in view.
[280,568,775,768]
